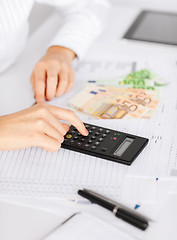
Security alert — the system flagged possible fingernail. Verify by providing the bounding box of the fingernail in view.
[84,129,89,136]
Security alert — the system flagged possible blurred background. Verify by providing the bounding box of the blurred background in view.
[110,0,177,11]
[30,0,177,32]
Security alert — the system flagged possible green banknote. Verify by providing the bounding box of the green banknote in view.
[87,69,166,97]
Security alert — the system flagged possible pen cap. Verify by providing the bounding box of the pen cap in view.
[116,208,148,231]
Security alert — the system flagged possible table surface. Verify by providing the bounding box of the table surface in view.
[0,2,177,240]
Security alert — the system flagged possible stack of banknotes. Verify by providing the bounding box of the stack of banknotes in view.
[69,69,165,119]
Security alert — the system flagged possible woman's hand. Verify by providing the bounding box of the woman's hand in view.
[0,103,88,152]
[31,46,76,103]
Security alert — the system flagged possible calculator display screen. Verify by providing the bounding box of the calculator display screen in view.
[113,138,134,157]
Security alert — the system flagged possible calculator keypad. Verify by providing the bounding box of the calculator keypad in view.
[62,123,149,165]
[63,124,120,153]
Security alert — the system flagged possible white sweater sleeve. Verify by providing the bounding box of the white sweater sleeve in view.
[0,0,109,73]
[0,0,34,73]
[47,0,110,59]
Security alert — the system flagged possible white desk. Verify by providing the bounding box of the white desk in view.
[0,3,177,240]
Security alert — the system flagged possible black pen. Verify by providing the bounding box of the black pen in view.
[78,189,149,231]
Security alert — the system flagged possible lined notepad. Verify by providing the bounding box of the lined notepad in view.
[0,137,156,204]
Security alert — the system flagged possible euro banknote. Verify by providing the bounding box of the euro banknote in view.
[68,69,164,119]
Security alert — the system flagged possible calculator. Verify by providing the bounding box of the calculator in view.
[61,123,148,166]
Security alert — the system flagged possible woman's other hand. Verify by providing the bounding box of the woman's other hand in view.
[31,46,76,103]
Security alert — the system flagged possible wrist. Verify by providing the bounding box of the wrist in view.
[47,46,76,62]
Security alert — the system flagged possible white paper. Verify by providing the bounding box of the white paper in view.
[44,212,136,240]
[0,145,156,204]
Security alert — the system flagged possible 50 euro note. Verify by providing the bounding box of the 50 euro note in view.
[83,85,159,118]
[68,86,149,119]
[125,88,160,118]
[100,86,160,118]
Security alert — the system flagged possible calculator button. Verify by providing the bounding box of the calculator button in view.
[98,138,103,142]
[77,133,81,136]
[70,140,75,144]
[66,134,72,139]
[71,130,77,134]
[91,145,97,149]
[74,136,78,140]
[102,134,107,137]
[95,132,100,136]
[85,124,89,128]
[80,138,86,142]
[91,136,96,140]
[89,130,93,134]
[95,142,100,146]
[91,126,96,130]
[106,130,110,134]
[101,147,107,152]
[116,133,120,136]
[98,128,103,132]
[88,140,93,144]
[77,142,82,146]
[84,144,89,148]
[113,137,117,140]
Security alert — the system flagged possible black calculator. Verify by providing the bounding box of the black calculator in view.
[61,123,148,166]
